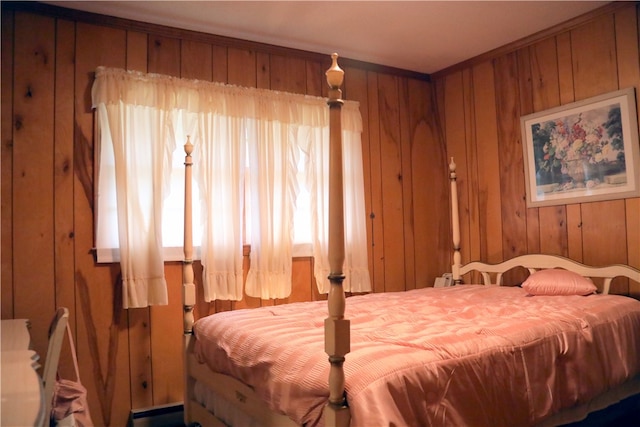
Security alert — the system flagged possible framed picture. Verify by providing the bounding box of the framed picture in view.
[521,87,640,207]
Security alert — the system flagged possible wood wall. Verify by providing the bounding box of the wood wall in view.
[1,3,447,425]
[434,2,640,294]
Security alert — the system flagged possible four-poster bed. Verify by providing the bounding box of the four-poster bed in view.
[181,54,640,427]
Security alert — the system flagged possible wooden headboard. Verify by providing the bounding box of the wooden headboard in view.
[448,158,640,294]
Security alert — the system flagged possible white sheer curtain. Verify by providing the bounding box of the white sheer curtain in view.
[305,112,372,293]
[92,66,371,306]
[244,120,297,299]
[93,91,174,308]
[193,113,246,301]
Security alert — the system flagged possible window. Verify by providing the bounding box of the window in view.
[93,66,371,307]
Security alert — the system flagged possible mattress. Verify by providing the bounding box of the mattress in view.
[192,285,640,427]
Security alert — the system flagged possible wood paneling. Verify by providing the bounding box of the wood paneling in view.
[74,20,129,427]
[365,71,385,293]
[437,3,639,292]
[377,73,406,292]
[13,10,56,353]
[408,78,447,288]
[1,9,14,319]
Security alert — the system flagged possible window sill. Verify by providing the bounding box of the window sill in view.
[95,243,313,264]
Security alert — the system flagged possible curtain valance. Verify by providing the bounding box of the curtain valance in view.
[92,66,362,131]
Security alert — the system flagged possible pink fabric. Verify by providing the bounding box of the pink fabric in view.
[193,285,640,427]
[522,269,597,296]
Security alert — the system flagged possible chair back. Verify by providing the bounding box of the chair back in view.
[42,307,69,426]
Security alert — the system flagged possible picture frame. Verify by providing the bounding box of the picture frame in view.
[521,87,640,208]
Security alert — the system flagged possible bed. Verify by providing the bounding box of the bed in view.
[181,54,640,427]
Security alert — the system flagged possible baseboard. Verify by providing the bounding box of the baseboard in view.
[129,402,184,427]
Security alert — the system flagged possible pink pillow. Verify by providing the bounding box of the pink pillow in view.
[521,269,597,296]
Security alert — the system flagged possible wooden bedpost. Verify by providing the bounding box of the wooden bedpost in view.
[450,158,463,284]
[183,136,196,425]
[183,135,196,335]
[324,53,351,427]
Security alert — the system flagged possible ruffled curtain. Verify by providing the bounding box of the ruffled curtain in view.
[304,124,372,294]
[93,99,174,308]
[192,113,246,301]
[92,66,371,306]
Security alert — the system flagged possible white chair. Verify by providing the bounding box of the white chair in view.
[42,307,69,427]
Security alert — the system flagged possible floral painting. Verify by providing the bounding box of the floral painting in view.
[521,88,639,207]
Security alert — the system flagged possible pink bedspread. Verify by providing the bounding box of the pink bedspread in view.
[193,285,640,427]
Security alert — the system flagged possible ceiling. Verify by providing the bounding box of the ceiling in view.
[43,1,611,74]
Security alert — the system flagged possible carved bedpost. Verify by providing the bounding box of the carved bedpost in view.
[183,136,196,426]
[323,53,351,427]
[183,136,196,334]
[450,158,462,284]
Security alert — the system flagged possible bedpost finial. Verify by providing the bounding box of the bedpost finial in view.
[449,157,456,172]
[184,135,193,156]
[326,53,344,89]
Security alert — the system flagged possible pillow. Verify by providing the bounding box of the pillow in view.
[521,269,597,296]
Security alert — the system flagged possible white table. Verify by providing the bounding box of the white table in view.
[1,319,46,427]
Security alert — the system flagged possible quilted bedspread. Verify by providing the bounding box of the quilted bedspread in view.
[193,285,640,427]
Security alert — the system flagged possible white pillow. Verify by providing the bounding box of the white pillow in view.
[521,269,597,296]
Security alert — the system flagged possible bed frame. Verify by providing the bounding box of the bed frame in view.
[181,54,640,427]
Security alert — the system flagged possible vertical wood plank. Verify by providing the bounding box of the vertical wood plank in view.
[472,61,503,263]
[530,38,561,109]
[1,9,14,319]
[556,32,575,105]
[409,78,449,286]
[366,71,385,293]
[462,69,481,266]
[270,54,305,93]
[227,47,261,309]
[211,45,228,83]
[290,257,313,303]
[13,10,56,362]
[517,46,542,256]
[398,77,416,289]
[494,53,528,282]
[182,39,213,81]
[538,207,568,256]
[305,59,323,97]
[572,16,618,99]
[54,18,77,379]
[377,73,405,292]
[256,51,270,90]
[127,31,148,71]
